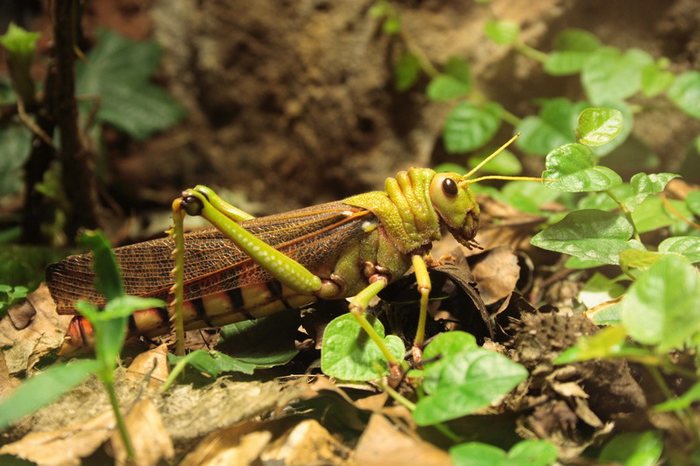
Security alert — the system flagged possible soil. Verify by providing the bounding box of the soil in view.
[66,0,700,218]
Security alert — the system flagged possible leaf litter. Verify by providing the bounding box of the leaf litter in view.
[0,192,668,465]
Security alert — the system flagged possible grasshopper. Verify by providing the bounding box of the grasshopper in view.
[47,135,540,366]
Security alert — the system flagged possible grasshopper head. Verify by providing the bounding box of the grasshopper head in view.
[429,172,480,247]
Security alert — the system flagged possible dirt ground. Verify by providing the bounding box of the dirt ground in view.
[62,0,700,218]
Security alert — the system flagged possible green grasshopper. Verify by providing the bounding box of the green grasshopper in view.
[48,135,540,367]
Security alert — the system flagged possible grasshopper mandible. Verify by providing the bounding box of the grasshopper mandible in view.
[47,134,540,366]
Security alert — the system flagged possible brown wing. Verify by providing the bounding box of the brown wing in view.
[47,201,371,314]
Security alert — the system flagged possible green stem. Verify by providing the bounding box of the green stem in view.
[647,366,699,443]
[382,382,462,443]
[605,190,642,243]
[160,351,199,393]
[471,90,522,126]
[103,377,135,460]
[399,28,440,78]
[500,107,522,126]
[514,42,548,63]
[383,383,416,411]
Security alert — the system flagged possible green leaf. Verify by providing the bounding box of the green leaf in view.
[516,98,587,156]
[507,440,558,466]
[621,172,679,211]
[413,348,527,425]
[484,20,520,45]
[619,249,663,270]
[450,442,506,466]
[444,56,471,83]
[78,230,123,300]
[581,272,626,303]
[641,61,675,97]
[543,143,622,192]
[582,47,654,104]
[443,102,502,153]
[631,196,691,233]
[655,382,700,412]
[599,431,663,466]
[552,28,602,53]
[321,314,405,381]
[76,30,185,140]
[96,85,186,140]
[427,75,471,101]
[590,101,633,157]
[169,349,256,376]
[686,191,700,217]
[382,15,401,35]
[531,210,636,265]
[668,71,700,119]
[0,360,100,431]
[545,29,601,76]
[555,326,628,364]
[101,295,165,319]
[565,255,605,269]
[218,311,299,368]
[621,254,700,351]
[0,125,32,196]
[76,300,127,370]
[587,300,623,326]
[434,163,467,175]
[658,236,700,264]
[467,149,522,176]
[0,23,40,56]
[499,181,559,214]
[427,57,472,101]
[368,1,390,19]
[394,52,421,91]
[421,331,477,394]
[544,51,593,76]
[576,107,623,147]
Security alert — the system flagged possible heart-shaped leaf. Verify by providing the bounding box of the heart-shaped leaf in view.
[531,210,636,264]
[321,313,405,381]
[544,143,622,192]
[621,254,700,351]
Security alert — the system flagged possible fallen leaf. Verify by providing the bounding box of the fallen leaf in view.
[125,344,169,388]
[112,398,174,466]
[469,246,520,305]
[0,410,115,466]
[0,284,71,375]
[352,414,450,466]
[262,419,350,465]
[179,419,277,466]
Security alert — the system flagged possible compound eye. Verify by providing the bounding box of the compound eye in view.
[442,177,458,197]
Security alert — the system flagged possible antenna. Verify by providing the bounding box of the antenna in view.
[458,133,544,185]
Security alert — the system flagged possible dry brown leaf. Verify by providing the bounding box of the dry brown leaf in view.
[179,422,273,466]
[112,398,174,466]
[0,410,115,466]
[161,378,311,443]
[125,344,169,388]
[0,284,71,375]
[469,246,520,305]
[262,419,350,465]
[0,351,20,398]
[352,414,451,466]
[353,392,389,412]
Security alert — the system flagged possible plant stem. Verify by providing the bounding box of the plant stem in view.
[499,107,522,126]
[103,378,135,460]
[399,28,440,78]
[647,365,699,443]
[605,190,642,243]
[381,382,462,443]
[514,42,549,63]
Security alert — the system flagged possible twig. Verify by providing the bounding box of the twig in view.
[52,0,100,238]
